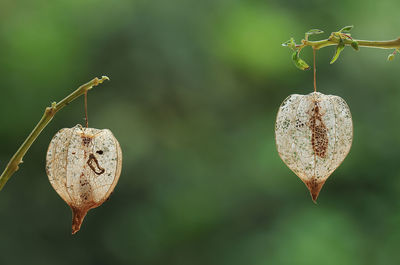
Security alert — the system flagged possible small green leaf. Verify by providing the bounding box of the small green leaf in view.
[292,52,310,70]
[306,29,324,35]
[330,38,346,64]
[387,53,395,61]
[282,40,291,46]
[351,41,359,51]
[282,38,296,50]
[339,25,354,33]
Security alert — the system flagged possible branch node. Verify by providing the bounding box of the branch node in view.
[95,76,110,86]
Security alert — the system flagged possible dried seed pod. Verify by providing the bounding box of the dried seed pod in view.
[275,92,352,202]
[46,125,122,234]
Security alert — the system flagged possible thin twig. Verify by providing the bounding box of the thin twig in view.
[84,91,89,128]
[286,28,400,70]
[313,48,317,93]
[0,76,110,190]
[301,36,400,50]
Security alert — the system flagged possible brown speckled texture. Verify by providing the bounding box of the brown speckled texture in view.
[275,92,353,202]
[46,125,122,234]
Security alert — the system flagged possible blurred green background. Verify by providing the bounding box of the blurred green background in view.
[1,0,400,264]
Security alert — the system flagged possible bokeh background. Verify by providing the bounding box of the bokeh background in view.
[1,0,400,264]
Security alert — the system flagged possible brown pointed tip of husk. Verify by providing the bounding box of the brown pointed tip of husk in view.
[71,207,89,235]
[303,178,326,203]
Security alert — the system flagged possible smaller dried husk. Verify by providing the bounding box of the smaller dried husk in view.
[46,125,122,234]
[275,92,353,202]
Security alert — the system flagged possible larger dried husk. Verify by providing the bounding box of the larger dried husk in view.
[46,125,122,234]
[275,92,353,202]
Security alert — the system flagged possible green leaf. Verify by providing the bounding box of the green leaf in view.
[282,38,296,49]
[387,53,395,61]
[339,25,354,33]
[330,38,346,64]
[306,29,324,35]
[292,52,310,70]
[281,40,291,46]
[351,41,359,51]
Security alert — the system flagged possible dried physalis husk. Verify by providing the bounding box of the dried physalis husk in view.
[275,92,353,202]
[46,125,122,234]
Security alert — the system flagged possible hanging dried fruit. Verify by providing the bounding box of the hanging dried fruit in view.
[275,92,352,202]
[46,125,122,234]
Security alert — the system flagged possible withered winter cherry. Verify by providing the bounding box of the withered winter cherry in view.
[46,125,122,234]
[275,92,352,202]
